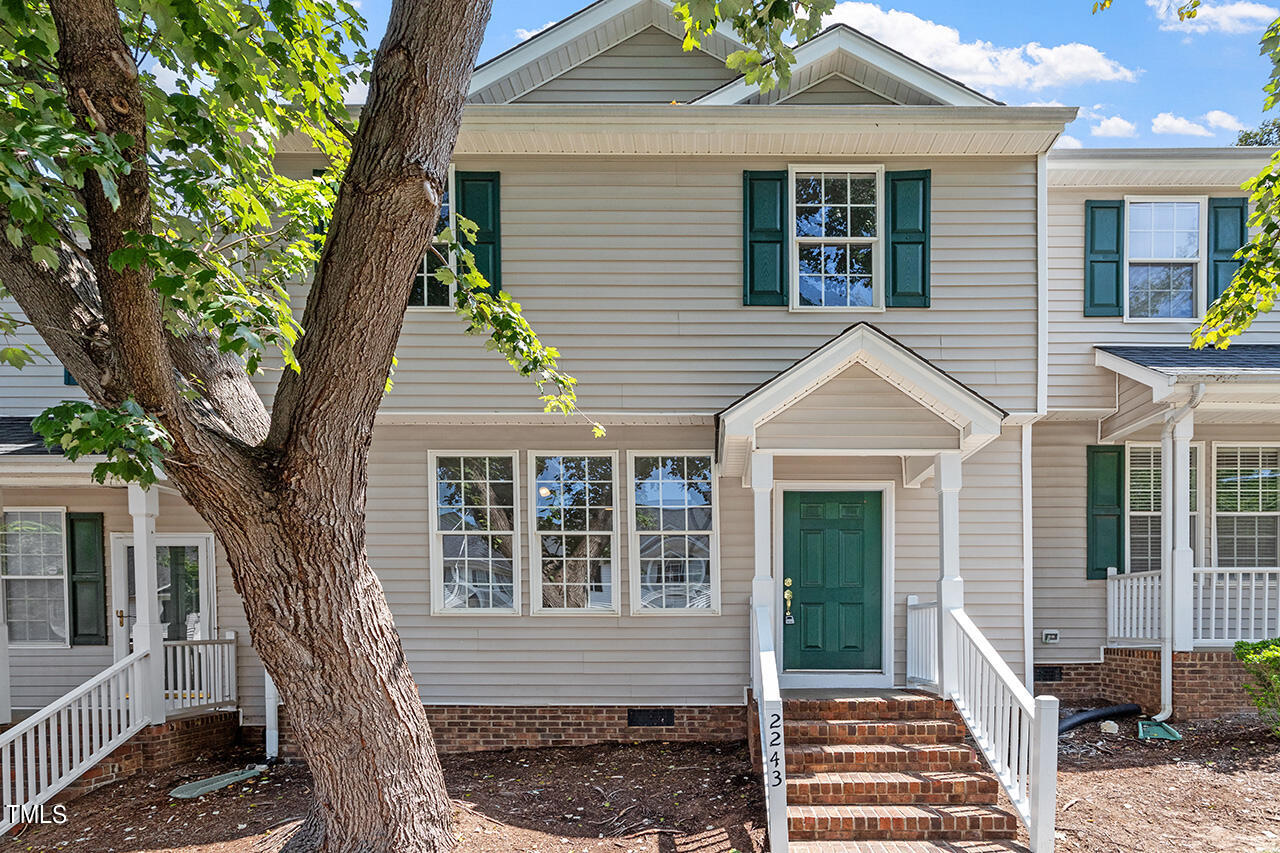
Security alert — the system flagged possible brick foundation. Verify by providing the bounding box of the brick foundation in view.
[277,704,747,761]
[61,710,241,800]
[1034,649,1255,720]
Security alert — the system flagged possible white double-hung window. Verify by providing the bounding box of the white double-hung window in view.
[1125,197,1207,320]
[1214,446,1280,568]
[0,508,68,645]
[791,167,884,310]
[628,453,718,614]
[1126,444,1202,572]
[530,453,618,613]
[429,452,519,613]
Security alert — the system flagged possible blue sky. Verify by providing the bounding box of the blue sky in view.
[357,0,1276,147]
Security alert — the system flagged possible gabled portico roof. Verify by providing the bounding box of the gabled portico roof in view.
[717,323,1006,477]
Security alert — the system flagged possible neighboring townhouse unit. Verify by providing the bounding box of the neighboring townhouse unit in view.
[0,0,1273,848]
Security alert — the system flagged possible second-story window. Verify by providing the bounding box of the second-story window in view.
[791,167,883,311]
[1125,198,1205,320]
[410,170,455,310]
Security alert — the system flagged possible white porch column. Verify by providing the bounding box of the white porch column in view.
[128,484,166,723]
[749,452,775,607]
[1170,415,1195,652]
[936,451,964,696]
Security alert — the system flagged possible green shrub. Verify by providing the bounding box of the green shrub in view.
[1234,638,1280,735]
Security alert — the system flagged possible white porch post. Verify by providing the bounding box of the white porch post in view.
[936,451,963,697]
[750,452,775,607]
[0,592,10,725]
[128,484,166,723]
[1170,415,1195,652]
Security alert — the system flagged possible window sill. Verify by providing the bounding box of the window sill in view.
[788,305,885,314]
[7,642,72,650]
[627,606,721,617]
[406,306,455,313]
[529,607,621,617]
[1121,316,1202,324]
[429,607,522,617]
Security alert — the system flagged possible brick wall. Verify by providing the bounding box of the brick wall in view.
[277,704,747,761]
[62,711,241,800]
[1033,649,1255,720]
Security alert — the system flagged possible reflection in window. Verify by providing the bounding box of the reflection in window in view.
[534,455,615,610]
[633,455,715,610]
[435,455,516,610]
[794,171,877,308]
[410,186,453,308]
[0,510,67,644]
[1127,201,1200,319]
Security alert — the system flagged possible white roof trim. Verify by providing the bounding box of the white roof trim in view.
[718,324,1006,468]
[468,0,743,102]
[692,26,996,107]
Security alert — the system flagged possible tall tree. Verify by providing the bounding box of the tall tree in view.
[1236,117,1280,146]
[0,0,828,850]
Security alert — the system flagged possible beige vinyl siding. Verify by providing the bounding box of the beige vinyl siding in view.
[513,29,737,104]
[755,364,960,452]
[295,155,1037,416]
[0,486,260,719]
[1047,186,1280,412]
[778,75,896,105]
[1032,420,1280,664]
[1100,376,1164,439]
[0,298,86,417]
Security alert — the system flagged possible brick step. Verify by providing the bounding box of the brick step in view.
[787,743,982,774]
[786,770,999,806]
[790,841,1028,852]
[787,804,1020,842]
[784,694,962,723]
[786,718,965,746]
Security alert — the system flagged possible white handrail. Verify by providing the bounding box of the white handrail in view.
[906,595,939,688]
[164,634,238,715]
[1106,568,1162,643]
[1193,568,1280,645]
[948,607,1058,853]
[0,650,151,832]
[751,604,787,852]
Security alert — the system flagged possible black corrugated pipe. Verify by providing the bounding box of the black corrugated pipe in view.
[1057,704,1141,735]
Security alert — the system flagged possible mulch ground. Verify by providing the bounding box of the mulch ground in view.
[1042,711,1280,853]
[5,741,766,853]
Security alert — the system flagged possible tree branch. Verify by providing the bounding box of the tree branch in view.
[264,0,493,462]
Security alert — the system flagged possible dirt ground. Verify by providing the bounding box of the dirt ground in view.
[1044,712,1280,853]
[6,741,766,853]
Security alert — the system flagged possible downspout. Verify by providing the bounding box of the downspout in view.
[1154,383,1205,723]
[264,668,280,761]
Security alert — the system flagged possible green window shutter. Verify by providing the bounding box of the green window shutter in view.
[63,368,77,386]
[1208,197,1248,303]
[884,170,931,308]
[742,170,788,306]
[455,171,501,293]
[1084,200,1124,316]
[66,512,106,646]
[1086,446,1125,580]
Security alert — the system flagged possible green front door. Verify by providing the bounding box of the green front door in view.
[782,491,883,671]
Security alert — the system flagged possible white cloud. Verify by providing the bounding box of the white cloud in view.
[515,21,555,41]
[824,2,1137,92]
[1054,134,1085,149]
[1151,111,1214,135]
[1147,0,1278,34]
[1091,115,1139,137]
[1204,109,1246,131]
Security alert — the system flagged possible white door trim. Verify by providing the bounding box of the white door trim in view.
[773,480,895,690]
[110,533,217,659]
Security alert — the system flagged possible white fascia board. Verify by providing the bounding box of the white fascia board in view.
[693,27,995,107]
[1094,349,1179,401]
[719,325,1005,445]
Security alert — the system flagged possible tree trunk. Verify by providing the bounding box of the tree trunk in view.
[169,439,455,853]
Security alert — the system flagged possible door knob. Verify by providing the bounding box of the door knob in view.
[783,589,793,619]
[115,609,125,627]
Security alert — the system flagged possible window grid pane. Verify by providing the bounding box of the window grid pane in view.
[1,511,67,643]
[535,455,614,610]
[794,172,876,309]
[1127,201,1199,319]
[634,455,714,610]
[410,188,452,308]
[435,455,516,609]
[1215,446,1280,568]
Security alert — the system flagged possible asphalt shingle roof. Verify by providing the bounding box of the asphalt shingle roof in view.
[1096,345,1280,374]
[0,417,56,456]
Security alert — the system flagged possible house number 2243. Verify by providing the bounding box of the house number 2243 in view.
[766,712,784,788]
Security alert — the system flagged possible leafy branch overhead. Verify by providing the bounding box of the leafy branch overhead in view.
[673,0,835,92]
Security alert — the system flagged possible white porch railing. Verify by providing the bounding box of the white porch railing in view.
[1106,568,1162,644]
[905,595,938,687]
[0,650,150,832]
[1193,568,1280,645]
[164,633,238,715]
[931,607,1059,853]
[750,603,788,851]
